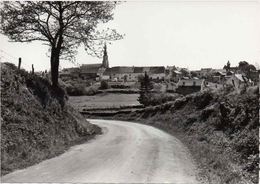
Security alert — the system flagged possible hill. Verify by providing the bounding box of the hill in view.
[1,62,101,175]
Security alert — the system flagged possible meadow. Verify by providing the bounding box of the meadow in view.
[68,93,140,111]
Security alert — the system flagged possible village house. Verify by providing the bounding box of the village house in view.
[102,66,134,82]
[211,69,226,83]
[132,67,145,81]
[79,63,106,81]
[102,66,166,82]
[149,66,165,80]
[165,66,189,82]
[226,74,251,90]
[200,68,213,78]
[229,66,239,74]
[60,43,167,83]
[171,70,183,82]
[60,67,80,81]
[189,70,202,78]
[176,78,204,95]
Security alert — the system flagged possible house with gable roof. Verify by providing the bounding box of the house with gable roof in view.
[102,66,134,82]
[149,66,165,80]
[226,74,251,89]
[176,78,204,95]
[101,66,166,82]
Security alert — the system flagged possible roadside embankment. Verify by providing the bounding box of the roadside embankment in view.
[83,88,259,184]
[1,62,101,175]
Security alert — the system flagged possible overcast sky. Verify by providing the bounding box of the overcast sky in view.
[0,1,260,71]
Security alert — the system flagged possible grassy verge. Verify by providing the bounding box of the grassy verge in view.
[83,88,259,184]
[1,62,101,175]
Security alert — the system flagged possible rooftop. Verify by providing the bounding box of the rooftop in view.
[177,78,203,87]
[80,63,103,74]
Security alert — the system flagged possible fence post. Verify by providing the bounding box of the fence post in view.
[32,64,34,74]
[18,57,21,70]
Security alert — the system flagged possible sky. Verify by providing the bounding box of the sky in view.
[0,1,260,71]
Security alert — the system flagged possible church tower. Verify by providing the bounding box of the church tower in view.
[102,43,109,68]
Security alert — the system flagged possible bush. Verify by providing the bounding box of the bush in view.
[110,84,130,89]
[138,72,153,106]
[143,93,180,106]
[239,133,258,157]
[200,104,217,121]
[84,86,100,96]
[66,84,86,96]
[99,81,109,90]
[193,91,213,109]
[66,84,100,96]
[172,97,188,110]
[223,84,235,94]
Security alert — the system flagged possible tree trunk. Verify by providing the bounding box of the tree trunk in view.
[51,31,63,87]
[50,47,60,87]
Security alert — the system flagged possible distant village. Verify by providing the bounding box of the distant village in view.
[59,44,259,95]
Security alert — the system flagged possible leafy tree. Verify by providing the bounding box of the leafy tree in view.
[138,72,153,106]
[0,1,122,87]
[238,61,249,70]
[238,61,256,77]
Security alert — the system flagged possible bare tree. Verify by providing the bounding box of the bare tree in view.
[0,1,122,87]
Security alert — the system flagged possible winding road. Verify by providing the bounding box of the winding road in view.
[1,119,199,183]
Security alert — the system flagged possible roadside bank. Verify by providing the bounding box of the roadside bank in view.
[81,89,259,184]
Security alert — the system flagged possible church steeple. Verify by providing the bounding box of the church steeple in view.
[102,43,109,68]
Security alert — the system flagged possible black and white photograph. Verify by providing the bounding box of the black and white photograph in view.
[0,1,259,183]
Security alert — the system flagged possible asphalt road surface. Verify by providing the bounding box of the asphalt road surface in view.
[1,119,199,183]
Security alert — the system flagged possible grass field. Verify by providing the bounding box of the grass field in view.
[69,93,140,111]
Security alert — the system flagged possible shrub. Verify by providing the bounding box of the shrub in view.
[184,116,197,127]
[201,104,217,121]
[223,84,235,94]
[25,73,66,108]
[143,93,180,106]
[172,97,188,110]
[138,72,153,106]
[232,129,258,158]
[246,86,258,96]
[110,84,130,89]
[138,92,152,106]
[193,91,213,109]
[99,81,109,90]
[26,76,51,107]
[84,86,100,96]
[66,84,86,96]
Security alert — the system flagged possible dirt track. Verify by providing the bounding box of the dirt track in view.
[1,119,199,183]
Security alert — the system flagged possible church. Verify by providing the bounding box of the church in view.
[79,43,109,81]
[60,43,167,82]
